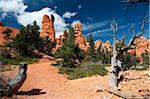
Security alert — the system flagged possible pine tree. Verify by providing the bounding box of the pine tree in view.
[87,34,96,62]
[12,21,54,57]
[56,27,85,68]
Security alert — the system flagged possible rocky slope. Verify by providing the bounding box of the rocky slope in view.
[95,40,112,53]
[0,25,19,45]
[134,36,150,63]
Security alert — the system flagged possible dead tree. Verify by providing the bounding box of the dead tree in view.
[0,62,27,97]
[109,20,145,90]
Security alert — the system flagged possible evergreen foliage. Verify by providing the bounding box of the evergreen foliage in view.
[56,27,85,68]
[12,21,54,57]
[142,51,150,65]
[85,34,97,62]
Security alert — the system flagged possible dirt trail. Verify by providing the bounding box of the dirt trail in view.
[1,62,150,99]
[13,62,111,99]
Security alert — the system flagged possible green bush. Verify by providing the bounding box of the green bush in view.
[119,51,138,70]
[12,21,55,57]
[55,27,85,68]
[58,63,108,80]
[0,56,38,65]
[142,51,150,65]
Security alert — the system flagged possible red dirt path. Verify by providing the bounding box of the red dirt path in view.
[1,62,150,99]
[16,62,111,99]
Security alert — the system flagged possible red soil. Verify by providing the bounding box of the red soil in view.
[1,61,150,99]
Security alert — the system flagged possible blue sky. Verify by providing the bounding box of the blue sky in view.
[0,0,149,44]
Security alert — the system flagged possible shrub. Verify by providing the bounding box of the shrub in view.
[142,51,150,65]
[0,48,11,58]
[59,63,108,80]
[120,51,139,70]
[94,45,112,64]
[12,21,55,57]
[0,56,38,65]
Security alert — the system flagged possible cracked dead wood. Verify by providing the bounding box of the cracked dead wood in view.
[0,62,27,97]
[109,20,145,90]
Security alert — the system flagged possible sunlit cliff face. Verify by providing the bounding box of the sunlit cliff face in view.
[40,14,55,42]
[73,23,82,36]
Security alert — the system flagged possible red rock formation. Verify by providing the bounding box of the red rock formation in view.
[102,41,112,52]
[55,22,88,51]
[0,26,19,45]
[95,40,102,50]
[95,40,112,53]
[55,30,67,50]
[134,36,150,63]
[40,14,55,42]
[73,22,88,51]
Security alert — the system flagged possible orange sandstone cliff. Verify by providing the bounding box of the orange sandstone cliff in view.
[40,14,55,42]
[55,22,89,51]
[95,40,112,53]
[134,36,150,63]
[73,22,89,51]
[0,25,19,45]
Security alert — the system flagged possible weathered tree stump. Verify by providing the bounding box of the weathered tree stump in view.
[0,62,27,97]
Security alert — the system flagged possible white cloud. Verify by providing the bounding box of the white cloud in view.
[82,20,110,31]
[63,11,77,19]
[86,24,127,36]
[17,7,67,37]
[0,0,67,37]
[0,0,27,15]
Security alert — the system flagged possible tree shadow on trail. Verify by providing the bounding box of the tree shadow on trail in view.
[16,89,46,96]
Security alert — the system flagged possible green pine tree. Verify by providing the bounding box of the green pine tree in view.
[12,21,55,57]
[86,34,96,62]
[56,27,85,68]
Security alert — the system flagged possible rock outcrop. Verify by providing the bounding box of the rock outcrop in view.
[95,40,103,50]
[55,22,88,51]
[0,26,19,45]
[73,22,88,51]
[95,40,112,53]
[55,30,67,50]
[134,36,150,63]
[40,14,55,42]
[102,41,112,52]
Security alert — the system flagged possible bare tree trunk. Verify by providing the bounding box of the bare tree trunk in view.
[109,50,121,89]
[109,55,118,89]
[109,20,120,90]
[0,63,27,97]
[109,19,144,90]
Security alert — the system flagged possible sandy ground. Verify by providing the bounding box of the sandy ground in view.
[1,61,150,99]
